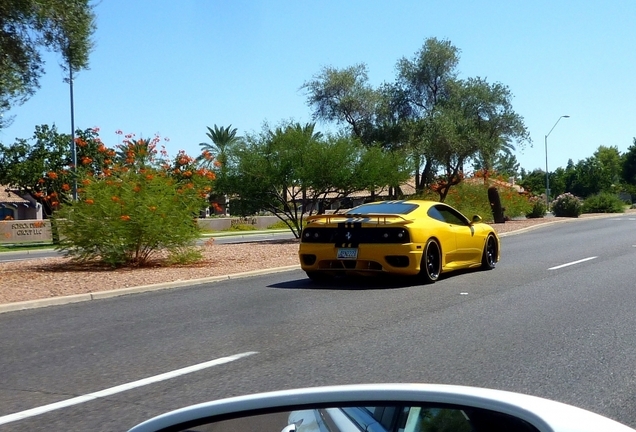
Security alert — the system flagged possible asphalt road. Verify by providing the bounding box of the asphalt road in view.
[1,216,636,431]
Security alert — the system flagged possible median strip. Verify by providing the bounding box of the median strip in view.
[0,265,300,314]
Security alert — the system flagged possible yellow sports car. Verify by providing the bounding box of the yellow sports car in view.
[298,200,500,283]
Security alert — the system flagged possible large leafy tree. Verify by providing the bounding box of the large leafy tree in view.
[458,78,530,174]
[395,38,460,114]
[0,124,110,216]
[387,38,461,193]
[424,78,530,201]
[302,38,529,199]
[0,0,96,125]
[622,138,636,186]
[565,146,622,197]
[216,121,410,238]
[593,145,623,191]
[548,166,568,198]
[519,168,548,196]
[302,64,379,144]
[473,151,521,179]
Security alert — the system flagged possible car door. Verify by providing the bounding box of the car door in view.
[426,206,458,265]
[435,205,482,264]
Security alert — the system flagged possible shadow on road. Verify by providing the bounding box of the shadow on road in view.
[269,268,481,291]
[269,275,426,291]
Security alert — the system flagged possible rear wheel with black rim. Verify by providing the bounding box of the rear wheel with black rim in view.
[420,239,441,284]
[481,234,498,270]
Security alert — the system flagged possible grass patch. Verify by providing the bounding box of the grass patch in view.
[0,242,55,252]
[266,220,290,229]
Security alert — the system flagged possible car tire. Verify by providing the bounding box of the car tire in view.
[481,234,497,270]
[420,239,441,284]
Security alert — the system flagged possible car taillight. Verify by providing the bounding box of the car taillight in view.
[302,228,330,242]
[379,228,409,243]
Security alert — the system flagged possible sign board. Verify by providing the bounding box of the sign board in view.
[0,220,53,244]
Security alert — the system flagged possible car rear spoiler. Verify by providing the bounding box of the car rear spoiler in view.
[305,213,413,226]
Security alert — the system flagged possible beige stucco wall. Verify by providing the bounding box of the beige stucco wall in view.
[197,216,281,231]
[0,216,283,244]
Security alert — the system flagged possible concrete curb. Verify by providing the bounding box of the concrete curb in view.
[498,218,574,237]
[497,212,629,237]
[0,265,300,314]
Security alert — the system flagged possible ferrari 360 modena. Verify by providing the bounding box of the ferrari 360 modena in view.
[298,200,500,283]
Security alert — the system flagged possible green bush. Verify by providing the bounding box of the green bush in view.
[438,181,531,222]
[551,193,583,217]
[582,192,625,214]
[525,196,547,218]
[166,246,203,265]
[499,187,532,219]
[436,182,492,221]
[54,168,206,267]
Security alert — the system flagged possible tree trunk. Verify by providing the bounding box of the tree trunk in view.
[488,186,506,223]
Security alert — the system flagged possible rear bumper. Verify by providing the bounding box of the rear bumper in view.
[298,243,424,276]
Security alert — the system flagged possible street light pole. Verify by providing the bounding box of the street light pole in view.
[69,59,78,201]
[545,115,570,209]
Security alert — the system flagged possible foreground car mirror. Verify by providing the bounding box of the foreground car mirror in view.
[128,384,635,432]
[471,215,482,224]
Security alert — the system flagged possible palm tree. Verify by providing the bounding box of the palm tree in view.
[115,138,154,170]
[198,125,240,216]
[197,124,240,170]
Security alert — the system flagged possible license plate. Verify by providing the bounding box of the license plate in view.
[337,248,358,260]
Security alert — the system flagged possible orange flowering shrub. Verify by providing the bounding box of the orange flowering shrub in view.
[53,130,216,267]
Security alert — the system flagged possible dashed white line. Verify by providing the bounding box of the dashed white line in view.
[0,351,258,426]
[549,256,597,270]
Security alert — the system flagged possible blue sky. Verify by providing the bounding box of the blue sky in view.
[1,0,635,174]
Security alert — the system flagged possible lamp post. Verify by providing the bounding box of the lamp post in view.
[69,59,78,201]
[545,115,570,209]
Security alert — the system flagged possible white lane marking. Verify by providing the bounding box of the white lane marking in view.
[0,351,258,426]
[549,256,597,270]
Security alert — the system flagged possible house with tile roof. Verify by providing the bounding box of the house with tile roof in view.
[0,185,43,220]
[291,175,523,214]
